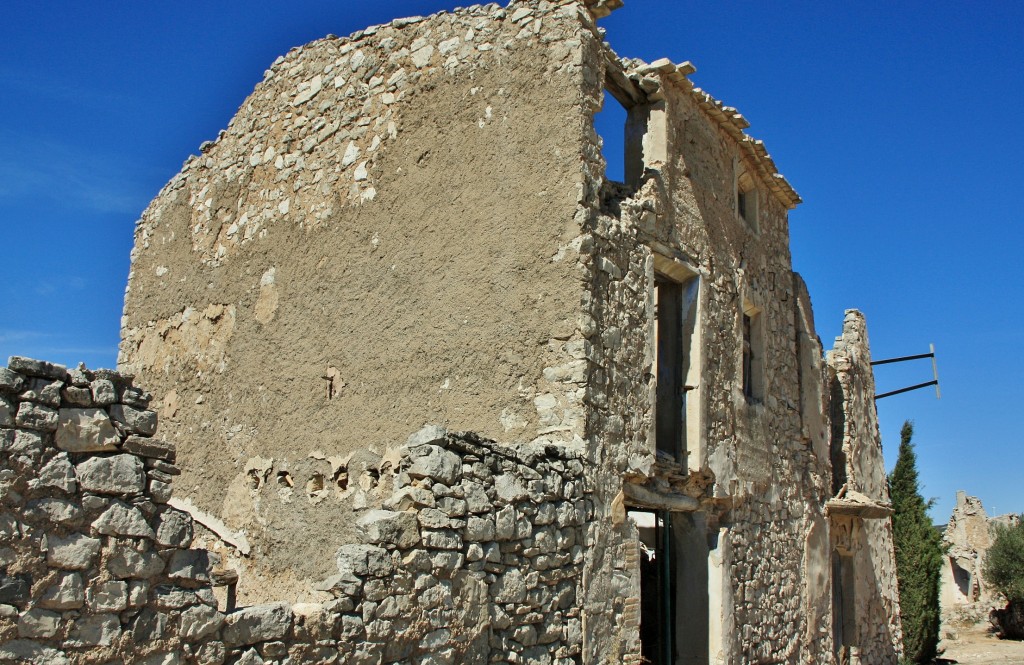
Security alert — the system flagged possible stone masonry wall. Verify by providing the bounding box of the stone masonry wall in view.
[1,356,594,664]
[826,312,903,664]
[0,357,221,665]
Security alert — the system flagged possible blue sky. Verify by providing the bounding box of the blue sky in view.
[1,1,1021,522]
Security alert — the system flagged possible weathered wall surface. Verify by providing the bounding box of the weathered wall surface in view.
[826,312,903,664]
[120,0,597,598]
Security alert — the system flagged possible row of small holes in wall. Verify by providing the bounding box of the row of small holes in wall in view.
[246,467,360,499]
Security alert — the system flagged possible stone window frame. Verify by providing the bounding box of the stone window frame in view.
[651,253,704,473]
[741,295,765,404]
[734,158,761,234]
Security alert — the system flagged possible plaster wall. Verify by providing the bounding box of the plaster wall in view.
[120,0,595,598]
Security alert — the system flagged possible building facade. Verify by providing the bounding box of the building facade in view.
[106,0,904,662]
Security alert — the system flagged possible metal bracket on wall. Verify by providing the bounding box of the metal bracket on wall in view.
[872,343,941,400]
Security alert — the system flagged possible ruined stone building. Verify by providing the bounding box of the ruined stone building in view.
[1,1,904,664]
[940,491,1021,624]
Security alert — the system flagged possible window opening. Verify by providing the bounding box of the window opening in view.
[736,171,759,233]
[595,89,628,184]
[656,278,684,463]
[741,302,764,402]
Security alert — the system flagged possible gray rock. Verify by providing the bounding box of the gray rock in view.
[17,608,60,638]
[108,546,165,578]
[7,356,66,380]
[21,377,62,406]
[155,507,194,547]
[195,641,227,665]
[0,640,70,665]
[222,602,293,646]
[356,509,420,549]
[90,379,117,405]
[0,513,17,539]
[0,367,26,393]
[14,401,58,431]
[407,444,462,485]
[463,481,491,513]
[92,501,155,538]
[180,603,225,641]
[62,385,93,406]
[139,653,182,665]
[55,407,120,452]
[494,473,528,502]
[0,576,29,604]
[76,454,145,495]
[38,571,84,609]
[495,504,517,540]
[66,612,120,647]
[152,585,198,610]
[491,569,527,603]
[167,549,212,583]
[383,485,436,510]
[121,386,152,409]
[25,497,82,525]
[46,533,101,569]
[336,543,393,579]
[32,452,76,493]
[465,516,496,541]
[109,403,158,436]
[406,424,447,447]
[8,429,43,459]
[236,649,265,665]
[129,580,149,607]
[422,529,462,549]
[149,478,173,503]
[0,394,12,426]
[87,580,128,612]
[130,606,167,641]
[123,435,176,461]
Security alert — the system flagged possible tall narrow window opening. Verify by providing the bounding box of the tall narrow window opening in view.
[632,510,677,665]
[595,89,629,184]
[656,278,684,463]
[741,301,764,402]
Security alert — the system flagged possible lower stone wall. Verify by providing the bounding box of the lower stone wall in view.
[1,358,593,664]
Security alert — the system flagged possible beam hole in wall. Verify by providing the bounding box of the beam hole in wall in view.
[246,469,264,491]
[276,470,293,488]
[306,473,326,499]
[334,466,349,493]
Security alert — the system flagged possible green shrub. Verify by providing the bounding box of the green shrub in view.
[984,518,1024,603]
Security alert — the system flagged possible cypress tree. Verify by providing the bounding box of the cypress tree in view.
[888,420,943,663]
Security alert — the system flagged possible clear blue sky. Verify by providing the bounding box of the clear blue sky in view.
[2,1,1021,522]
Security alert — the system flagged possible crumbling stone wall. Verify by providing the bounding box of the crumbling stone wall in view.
[940,491,1021,625]
[1,356,596,664]
[111,0,906,662]
[0,357,223,665]
[826,312,903,663]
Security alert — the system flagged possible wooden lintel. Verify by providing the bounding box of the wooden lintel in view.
[623,482,700,512]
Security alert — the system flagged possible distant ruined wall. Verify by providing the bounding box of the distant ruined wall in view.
[940,491,1021,623]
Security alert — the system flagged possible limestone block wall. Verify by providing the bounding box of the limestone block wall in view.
[0,357,222,665]
[1,357,596,664]
[119,0,599,597]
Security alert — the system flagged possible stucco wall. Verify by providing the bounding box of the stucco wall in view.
[120,0,595,598]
